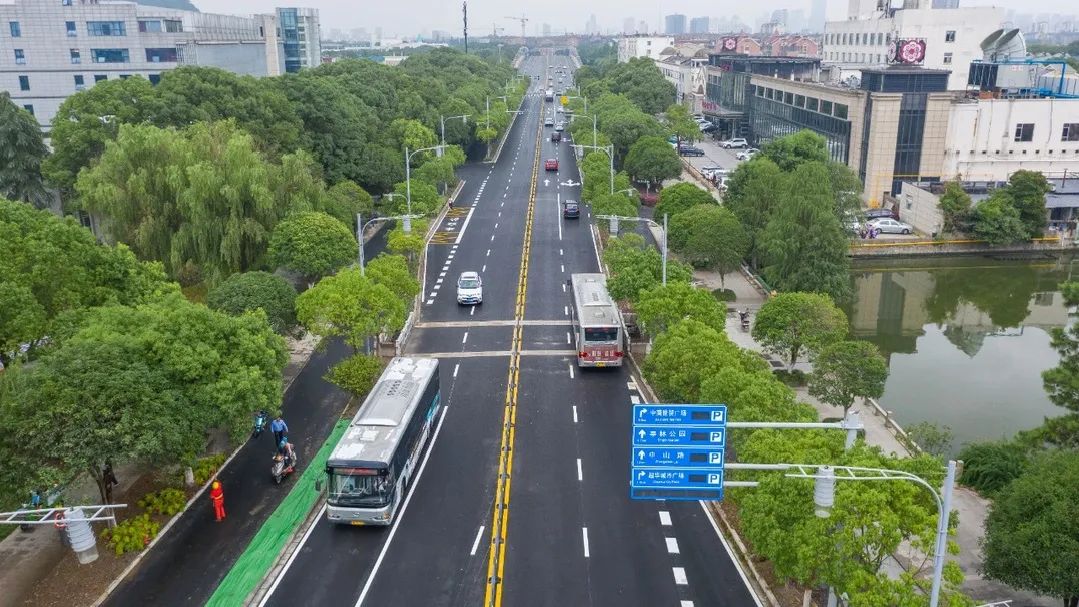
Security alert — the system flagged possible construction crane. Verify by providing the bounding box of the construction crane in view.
[492,23,505,37]
[504,14,528,40]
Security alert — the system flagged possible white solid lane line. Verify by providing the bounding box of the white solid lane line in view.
[582,527,590,558]
[470,525,486,556]
[659,511,672,526]
[665,537,680,554]
[576,458,583,481]
[453,363,460,378]
[673,567,688,585]
[353,405,449,607]
[257,503,328,605]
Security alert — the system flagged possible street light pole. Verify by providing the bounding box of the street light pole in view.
[403,144,445,233]
[357,212,365,275]
[662,213,668,286]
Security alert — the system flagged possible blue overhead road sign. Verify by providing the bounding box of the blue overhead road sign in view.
[630,403,727,501]
[632,426,726,447]
[633,446,725,468]
[633,405,726,426]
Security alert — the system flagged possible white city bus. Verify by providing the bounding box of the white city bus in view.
[569,273,624,368]
[325,357,440,526]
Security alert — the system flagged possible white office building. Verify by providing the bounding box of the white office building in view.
[0,0,316,129]
[617,35,674,62]
[822,1,1004,90]
[276,6,319,72]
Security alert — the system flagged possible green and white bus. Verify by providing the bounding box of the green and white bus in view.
[325,357,441,526]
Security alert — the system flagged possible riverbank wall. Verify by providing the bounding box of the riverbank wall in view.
[850,236,1076,258]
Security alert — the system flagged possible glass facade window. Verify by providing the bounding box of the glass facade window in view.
[945,30,956,42]
[74,74,84,88]
[164,20,183,32]
[66,21,76,36]
[145,48,177,62]
[835,104,848,119]
[139,20,162,33]
[92,48,129,63]
[10,21,21,37]
[807,97,819,112]
[821,100,833,115]
[14,49,25,64]
[94,74,107,82]
[23,104,33,115]
[751,96,852,164]
[1062,123,1079,142]
[795,94,806,108]
[783,91,793,104]
[943,53,953,64]
[18,75,29,91]
[1014,123,1034,142]
[892,93,928,193]
[87,21,126,36]
[70,49,80,64]
[149,73,161,85]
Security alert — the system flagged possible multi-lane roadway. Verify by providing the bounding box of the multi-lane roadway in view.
[260,52,760,607]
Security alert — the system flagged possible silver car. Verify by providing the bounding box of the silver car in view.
[866,218,913,235]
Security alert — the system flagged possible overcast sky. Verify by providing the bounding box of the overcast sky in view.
[195,0,1079,37]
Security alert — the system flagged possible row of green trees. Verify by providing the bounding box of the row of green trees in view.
[938,171,1051,244]
[0,198,420,505]
[725,131,862,301]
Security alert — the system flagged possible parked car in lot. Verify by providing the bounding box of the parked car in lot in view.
[678,146,705,157]
[699,123,717,133]
[720,137,749,149]
[545,158,559,171]
[864,207,898,221]
[456,271,483,305]
[736,148,760,161]
[563,200,580,218]
[866,218,913,235]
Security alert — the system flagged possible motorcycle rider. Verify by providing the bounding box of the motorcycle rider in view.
[278,438,296,470]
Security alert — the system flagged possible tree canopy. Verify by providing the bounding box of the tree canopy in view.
[981,450,1079,607]
[623,135,681,188]
[602,234,692,304]
[0,92,49,208]
[268,211,356,282]
[635,283,726,336]
[206,271,297,334]
[0,198,174,366]
[668,204,748,282]
[654,182,715,221]
[752,292,849,368]
[808,340,889,415]
[76,121,325,285]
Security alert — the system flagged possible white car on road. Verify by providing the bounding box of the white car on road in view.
[456,271,483,305]
[736,148,760,161]
[720,138,748,149]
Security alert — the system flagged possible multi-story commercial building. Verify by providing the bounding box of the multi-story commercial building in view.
[622,18,634,34]
[275,7,319,73]
[617,35,674,62]
[689,17,710,35]
[665,14,686,35]
[822,1,1004,90]
[0,0,296,129]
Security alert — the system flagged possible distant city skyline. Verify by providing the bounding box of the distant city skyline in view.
[191,0,1079,38]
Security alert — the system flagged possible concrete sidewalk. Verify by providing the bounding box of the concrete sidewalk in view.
[714,267,1055,607]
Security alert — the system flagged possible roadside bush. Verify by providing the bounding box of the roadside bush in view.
[957,441,1029,495]
[193,453,227,486]
[101,514,160,555]
[137,488,186,516]
[207,271,298,334]
[325,354,385,399]
[772,369,808,387]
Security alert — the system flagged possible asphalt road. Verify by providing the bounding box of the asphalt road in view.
[259,53,760,607]
[102,232,392,607]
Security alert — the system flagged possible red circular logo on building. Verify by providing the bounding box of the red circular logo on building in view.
[723,38,737,51]
[897,39,926,64]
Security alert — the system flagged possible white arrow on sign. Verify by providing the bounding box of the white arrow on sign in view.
[637,429,646,439]
[638,408,647,418]
[637,450,645,460]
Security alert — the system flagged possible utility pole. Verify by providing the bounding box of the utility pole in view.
[462,1,468,54]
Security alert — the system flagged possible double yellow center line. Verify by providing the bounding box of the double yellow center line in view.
[483,88,543,607]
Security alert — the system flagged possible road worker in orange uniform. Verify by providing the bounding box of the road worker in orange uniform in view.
[209,480,225,522]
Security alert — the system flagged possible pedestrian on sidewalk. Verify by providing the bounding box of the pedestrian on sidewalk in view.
[271,415,288,449]
[209,480,225,522]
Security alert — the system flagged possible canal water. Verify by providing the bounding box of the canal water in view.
[846,256,1076,453]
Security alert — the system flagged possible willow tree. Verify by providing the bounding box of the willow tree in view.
[76,121,326,285]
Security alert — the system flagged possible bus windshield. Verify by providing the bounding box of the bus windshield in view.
[584,326,619,343]
[328,467,392,507]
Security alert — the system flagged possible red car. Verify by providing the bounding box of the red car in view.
[545,158,559,171]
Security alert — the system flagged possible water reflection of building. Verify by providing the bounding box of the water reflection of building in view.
[849,271,934,356]
[851,267,1071,358]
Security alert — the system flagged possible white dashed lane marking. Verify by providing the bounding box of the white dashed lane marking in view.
[659,511,672,526]
[665,537,680,554]
[673,567,687,585]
